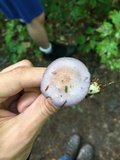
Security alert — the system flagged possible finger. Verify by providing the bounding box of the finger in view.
[9,101,19,114]
[17,95,58,135]
[0,66,46,102]
[1,59,33,73]
[17,91,40,112]
[0,109,17,117]
[9,88,40,113]
[0,92,22,110]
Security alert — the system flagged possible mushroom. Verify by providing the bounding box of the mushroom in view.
[41,57,91,107]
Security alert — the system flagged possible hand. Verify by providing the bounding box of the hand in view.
[0,60,57,160]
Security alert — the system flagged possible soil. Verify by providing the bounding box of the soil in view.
[0,36,120,160]
[1,50,120,160]
[30,52,120,160]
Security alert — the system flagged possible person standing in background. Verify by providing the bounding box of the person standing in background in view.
[0,0,76,60]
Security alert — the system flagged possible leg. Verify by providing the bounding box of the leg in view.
[0,0,76,60]
[27,12,49,49]
[26,12,76,60]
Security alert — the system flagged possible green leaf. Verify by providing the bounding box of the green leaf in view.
[115,31,120,39]
[97,22,113,37]
[77,35,86,45]
[96,38,118,56]
[77,0,87,5]
[72,105,84,113]
[89,0,97,8]
[109,10,120,29]
[85,27,95,34]
[89,37,97,49]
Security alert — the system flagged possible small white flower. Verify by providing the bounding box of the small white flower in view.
[88,82,101,94]
[88,78,114,95]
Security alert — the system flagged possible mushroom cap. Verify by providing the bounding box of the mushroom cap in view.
[41,57,91,107]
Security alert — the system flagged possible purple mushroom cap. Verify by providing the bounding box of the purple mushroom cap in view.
[41,57,91,107]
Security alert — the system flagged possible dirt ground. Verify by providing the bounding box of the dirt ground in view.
[0,48,120,160]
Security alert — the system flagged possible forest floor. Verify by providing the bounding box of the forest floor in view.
[0,23,120,160]
[30,51,120,160]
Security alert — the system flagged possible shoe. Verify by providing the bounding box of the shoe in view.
[58,134,80,160]
[76,144,94,160]
[43,42,76,60]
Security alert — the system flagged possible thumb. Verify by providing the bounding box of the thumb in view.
[17,94,58,134]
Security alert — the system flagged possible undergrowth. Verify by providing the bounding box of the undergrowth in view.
[0,0,120,69]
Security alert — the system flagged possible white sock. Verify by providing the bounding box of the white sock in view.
[39,43,52,54]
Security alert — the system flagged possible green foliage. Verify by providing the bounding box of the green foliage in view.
[0,15,39,63]
[44,0,120,70]
[0,0,120,69]
[3,21,27,63]
[96,10,120,70]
